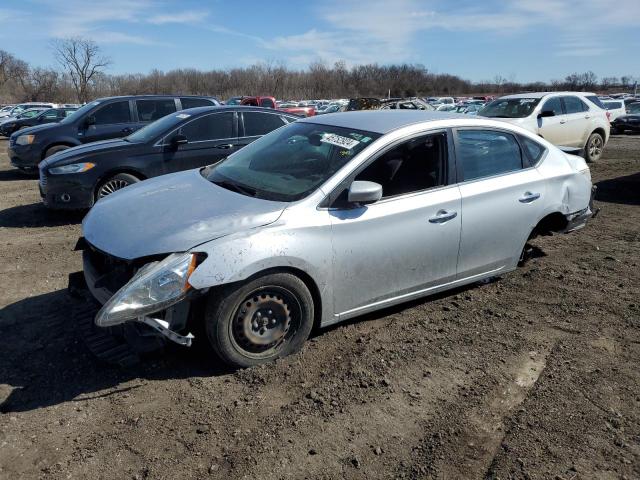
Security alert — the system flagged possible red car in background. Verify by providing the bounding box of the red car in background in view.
[241,96,315,117]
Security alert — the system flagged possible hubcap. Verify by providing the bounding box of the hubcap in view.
[98,179,130,198]
[589,136,603,159]
[232,289,297,355]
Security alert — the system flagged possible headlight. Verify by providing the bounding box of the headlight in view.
[49,162,95,174]
[16,134,35,145]
[95,252,198,327]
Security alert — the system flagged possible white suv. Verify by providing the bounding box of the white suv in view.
[479,92,610,162]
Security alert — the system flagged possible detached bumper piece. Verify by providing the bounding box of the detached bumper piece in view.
[137,316,194,347]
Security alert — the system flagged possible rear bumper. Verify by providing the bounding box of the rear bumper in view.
[564,186,598,233]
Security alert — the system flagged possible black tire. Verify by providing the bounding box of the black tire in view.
[96,173,140,200]
[584,132,604,162]
[205,272,314,368]
[44,144,70,158]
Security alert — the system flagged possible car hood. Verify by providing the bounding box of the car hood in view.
[13,122,60,136]
[40,138,132,168]
[83,169,287,260]
[617,114,640,121]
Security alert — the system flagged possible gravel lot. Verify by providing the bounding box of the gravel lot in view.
[0,135,638,480]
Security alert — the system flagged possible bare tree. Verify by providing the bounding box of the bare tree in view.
[52,37,110,103]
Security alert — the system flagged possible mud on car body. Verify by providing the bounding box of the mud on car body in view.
[73,111,596,368]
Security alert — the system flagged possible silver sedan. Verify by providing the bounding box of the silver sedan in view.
[79,111,595,367]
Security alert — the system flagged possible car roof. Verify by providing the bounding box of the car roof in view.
[92,94,217,102]
[168,105,300,117]
[300,110,469,134]
[499,91,597,99]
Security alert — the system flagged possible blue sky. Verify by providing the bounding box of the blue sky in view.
[1,0,638,83]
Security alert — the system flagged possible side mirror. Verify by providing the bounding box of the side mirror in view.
[538,110,555,118]
[347,180,382,205]
[84,115,96,127]
[170,134,188,148]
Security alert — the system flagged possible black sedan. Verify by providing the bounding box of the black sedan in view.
[0,107,77,137]
[39,106,299,210]
[0,108,49,136]
[611,102,640,134]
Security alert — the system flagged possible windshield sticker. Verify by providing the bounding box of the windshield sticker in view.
[321,133,360,150]
[176,113,191,119]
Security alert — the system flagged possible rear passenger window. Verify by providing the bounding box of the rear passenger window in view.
[520,136,546,165]
[180,97,214,109]
[93,101,131,125]
[542,97,563,116]
[457,130,523,181]
[243,112,286,136]
[563,96,588,114]
[136,99,177,122]
[356,132,447,198]
[180,112,234,142]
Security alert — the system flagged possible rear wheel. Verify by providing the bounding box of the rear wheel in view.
[96,173,140,200]
[205,272,314,368]
[584,132,604,162]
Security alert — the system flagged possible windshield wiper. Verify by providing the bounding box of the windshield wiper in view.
[213,179,257,197]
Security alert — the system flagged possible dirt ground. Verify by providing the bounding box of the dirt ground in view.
[0,135,638,480]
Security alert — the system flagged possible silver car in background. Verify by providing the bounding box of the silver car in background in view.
[77,111,595,368]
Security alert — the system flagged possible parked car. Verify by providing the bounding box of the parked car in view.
[0,108,50,134]
[315,104,341,115]
[380,98,435,111]
[39,106,298,210]
[8,95,219,172]
[611,102,640,134]
[0,102,57,118]
[240,96,277,108]
[74,110,594,368]
[279,105,315,117]
[602,100,627,123]
[436,104,457,112]
[478,92,610,162]
[0,107,77,137]
[225,96,245,105]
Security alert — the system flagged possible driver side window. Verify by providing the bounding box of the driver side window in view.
[542,97,563,116]
[356,132,447,199]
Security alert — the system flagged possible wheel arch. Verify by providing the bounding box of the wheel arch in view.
[241,266,323,331]
[529,211,568,239]
[93,168,147,199]
[42,141,78,160]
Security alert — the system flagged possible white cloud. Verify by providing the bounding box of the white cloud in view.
[147,10,208,25]
[260,0,640,65]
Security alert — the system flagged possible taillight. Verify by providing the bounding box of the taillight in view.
[606,111,611,121]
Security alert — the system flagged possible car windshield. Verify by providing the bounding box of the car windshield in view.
[479,98,541,118]
[59,101,100,124]
[125,111,191,143]
[628,103,640,114]
[18,109,42,119]
[202,122,381,202]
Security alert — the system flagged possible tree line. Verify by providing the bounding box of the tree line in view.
[1,38,638,104]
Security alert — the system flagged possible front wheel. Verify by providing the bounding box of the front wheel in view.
[96,173,140,200]
[584,132,604,162]
[205,272,314,368]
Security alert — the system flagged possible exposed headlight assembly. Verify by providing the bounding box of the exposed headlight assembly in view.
[16,134,35,145]
[49,162,95,174]
[96,252,198,327]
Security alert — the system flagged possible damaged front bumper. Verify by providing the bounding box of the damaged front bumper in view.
[564,185,599,233]
[69,242,199,349]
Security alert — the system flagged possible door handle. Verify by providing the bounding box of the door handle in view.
[121,127,133,133]
[215,144,235,149]
[559,120,567,124]
[519,192,541,203]
[584,115,591,119]
[428,210,457,223]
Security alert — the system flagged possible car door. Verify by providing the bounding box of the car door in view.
[561,96,591,147]
[537,96,568,145]
[455,129,546,279]
[237,111,290,150]
[162,111,238,174]
[329,131,461,317]
[80,100,134,143]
